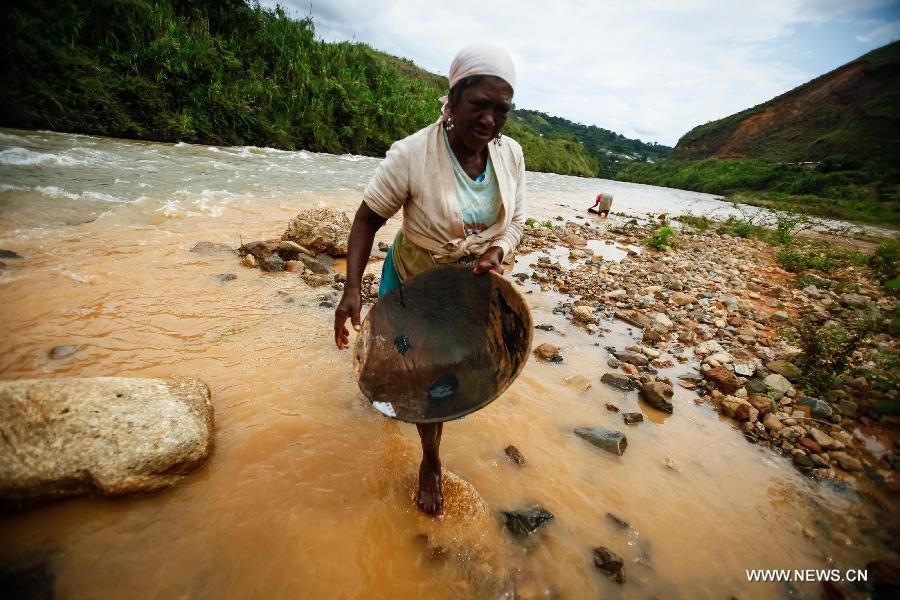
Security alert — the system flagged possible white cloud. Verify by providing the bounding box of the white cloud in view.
[856,19,900,43]
[267,0,897,145]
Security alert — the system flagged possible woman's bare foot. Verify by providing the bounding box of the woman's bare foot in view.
[417,459,444,517]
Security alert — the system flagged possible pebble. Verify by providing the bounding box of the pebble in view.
[502,505,554,538]
[622,412,643,425]
[600,373,634,392]
[593,546,625,583]
[574,427,628,456]
[504,445,526,466]
[48,345,78,360]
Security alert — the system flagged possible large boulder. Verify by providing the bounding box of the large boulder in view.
[282,208,352,257]
[0,377,213,506]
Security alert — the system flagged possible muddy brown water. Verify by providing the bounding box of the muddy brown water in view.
[0,129,892,598]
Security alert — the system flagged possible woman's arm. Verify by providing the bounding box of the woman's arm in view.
[334,202,387,349]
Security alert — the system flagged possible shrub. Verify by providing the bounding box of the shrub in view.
[645,225,678,251]
[720,216,760,238]
[792,314,878,395]
[870,240,899,292]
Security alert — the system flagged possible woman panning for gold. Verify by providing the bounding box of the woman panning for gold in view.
[333,44,527,516]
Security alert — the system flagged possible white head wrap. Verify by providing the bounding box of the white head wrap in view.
[439,43,516,122]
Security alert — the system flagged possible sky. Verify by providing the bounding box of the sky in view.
[264,0,900,147]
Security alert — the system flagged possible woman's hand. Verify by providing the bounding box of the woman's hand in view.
[473,246,504,275]
[334,287,362,349]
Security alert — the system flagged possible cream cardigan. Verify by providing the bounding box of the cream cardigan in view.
[363,122,526,261]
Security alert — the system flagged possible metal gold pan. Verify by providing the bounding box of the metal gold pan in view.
[353,266,533,423]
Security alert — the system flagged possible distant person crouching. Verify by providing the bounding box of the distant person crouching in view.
[589,192,613,217]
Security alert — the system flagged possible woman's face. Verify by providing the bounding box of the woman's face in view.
[448,76,513,153]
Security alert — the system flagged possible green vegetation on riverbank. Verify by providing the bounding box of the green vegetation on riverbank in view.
[618,158,900,227]
[1,0,666,178]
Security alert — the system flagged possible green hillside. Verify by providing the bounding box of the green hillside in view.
[617,42,900,226]
[1,0,659,179]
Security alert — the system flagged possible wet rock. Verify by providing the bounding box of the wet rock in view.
[504,445,526,466]
[605,403,620,412]
[665,457,683,471]
[534,343,562,362]
[721,396,758,422]
[564,375,592,392]
[622,412,643,425]
[796,397,832,419]
[276,240,311,260]
[261,254,285,272]
[600,373,634,392]
[302,273,332,287]
[282,207,351,256]
[574,427,628,455]
[571,306,596,324]
[48,345,78,360]
[189,241,235,255]
[238,239,278,259]
[0,249,24,259]
[832,452,863,471]
[766,360,801,381]
[240,254,257,268]
[284,260,307,273]
[0,377,213,506]
[793,452,814,469]
[501,505,554,538]
[613,351,649,367]
[606,512,630,529]
[593,546,625,584]
[607,357,620,368]
[216,273,237,283]
[703,366,741,395]
[296,254,330,274]
[639,382,674,413]
[534,324,554,331]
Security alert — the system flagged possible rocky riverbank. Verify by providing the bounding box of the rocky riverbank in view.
[515,215,899,490]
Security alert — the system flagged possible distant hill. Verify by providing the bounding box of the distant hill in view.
[511,110,671,177]
[674,41,900,171]
[616,41,900,226]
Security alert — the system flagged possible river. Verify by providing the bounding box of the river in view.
[0,129,887,598]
